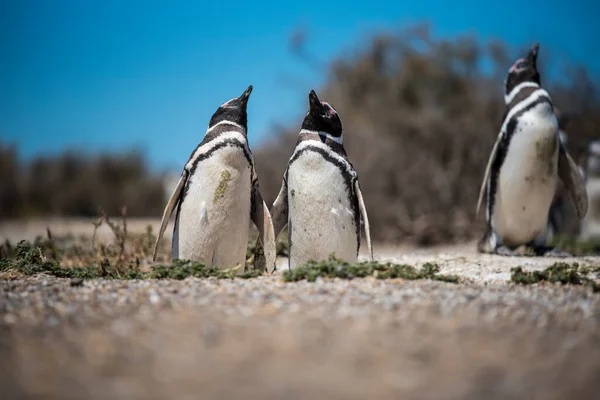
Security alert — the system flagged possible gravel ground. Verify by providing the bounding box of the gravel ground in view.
[1,219,600,399]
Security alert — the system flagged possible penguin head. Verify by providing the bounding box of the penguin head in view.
[208,85,253,131]
[504,42,541,99]
[301,89,343,143]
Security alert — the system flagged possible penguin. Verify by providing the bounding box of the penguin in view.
[267,89,373,270]
[580,140,600,240]
[476,42,588,256]
[152,85,277,272]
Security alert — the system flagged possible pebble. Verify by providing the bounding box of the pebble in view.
[70,278,84,287]
[149,292,160,305]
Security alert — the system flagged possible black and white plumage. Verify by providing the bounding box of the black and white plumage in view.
[268,89,373,270]
[152,85,277,272]
[476,42,588,256]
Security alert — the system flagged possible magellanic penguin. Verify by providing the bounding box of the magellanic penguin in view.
[476,42,588,256]
[268,89,373,270]
[152,85,277,272]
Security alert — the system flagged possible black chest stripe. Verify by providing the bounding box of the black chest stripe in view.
[178,138,253,209]
[487,95,553,223]
[201,123,245,146]
[296,133,349,159]
[184,124,246,166]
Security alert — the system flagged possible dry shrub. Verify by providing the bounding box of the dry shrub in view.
[0,147,166,219]
[254,23,600,245]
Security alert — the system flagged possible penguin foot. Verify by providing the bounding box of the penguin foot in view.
[494,246,521,256]
[534,246,572,258]
[476,231,496,254]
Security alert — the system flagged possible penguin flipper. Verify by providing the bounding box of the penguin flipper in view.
[476,130,504,217]
[557,142,588,220]
[250,183,277,273]
[355,180,373,261]
[152,170,188,261]
[270,176,290,239]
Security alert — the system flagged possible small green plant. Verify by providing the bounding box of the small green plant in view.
[549,235,600,256]
[149,259,261,280]
[510,262,600,292]
[245,230,290,272]
[378,262,461,283]
[0,240,263,281]
[282,255,460,283]
[580,265,600,276]
[0,240,101,279]
[275,234,290,258]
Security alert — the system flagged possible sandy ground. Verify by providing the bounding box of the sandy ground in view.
[1,218,600,399]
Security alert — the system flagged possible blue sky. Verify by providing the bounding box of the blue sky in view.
[1,0,599,173]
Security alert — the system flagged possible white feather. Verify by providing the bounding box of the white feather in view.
[199,201,207,224]
[286,148,358,268]
[206,120,244,133]
[299,129,343,144]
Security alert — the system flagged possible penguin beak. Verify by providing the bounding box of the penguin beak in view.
[238,85,253,106]
[308,89,322,112]
[528,42,539,65]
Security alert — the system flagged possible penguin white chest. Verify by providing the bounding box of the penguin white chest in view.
[493,105,559,245]
[287,150,358,267]
[174,145,252,267]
